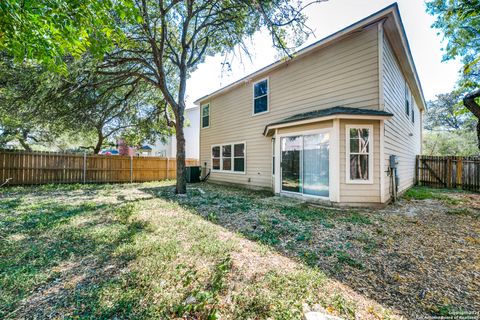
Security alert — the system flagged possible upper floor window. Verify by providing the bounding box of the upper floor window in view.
[346,125,373,184]
[405,83,410,116]
[201,104,210,128]
[411,100,415,123]
[253,78,268,114]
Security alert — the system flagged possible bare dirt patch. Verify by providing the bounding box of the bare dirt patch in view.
[1,182,478,319]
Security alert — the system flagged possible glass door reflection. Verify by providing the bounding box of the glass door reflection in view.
[281,136,302,193]
[280,132,329,198]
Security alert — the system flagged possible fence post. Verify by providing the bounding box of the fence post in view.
[83,152,87,184]
[446,157,452,188]
[166,157,169,179]
[456,157,463,189]
[415,155,419,186]
[130,155,133,183]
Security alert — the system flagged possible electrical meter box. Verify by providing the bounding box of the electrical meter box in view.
[389,155,398,169]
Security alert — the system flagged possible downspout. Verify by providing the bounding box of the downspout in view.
[378,19,387,203]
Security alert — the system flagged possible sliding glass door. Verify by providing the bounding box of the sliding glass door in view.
[281,132,329,198]
[281,136,302,193]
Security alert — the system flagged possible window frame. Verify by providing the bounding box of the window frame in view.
[252,77,269,116]
[211,141,246,174]
[201,103,210,129]
[405,83,410,117]
[345,125,373,184]
[211,145,221,170]
[411,94,415,123]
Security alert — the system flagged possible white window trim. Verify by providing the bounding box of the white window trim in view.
[405,83,410,117]
[411,93,415,123]
[211,141,246,174]
[275,127,334,201]
[252,77,269,116]
[201,103,210,129]
[345,124,374,184]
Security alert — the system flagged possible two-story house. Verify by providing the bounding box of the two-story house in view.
[194,3,425,206]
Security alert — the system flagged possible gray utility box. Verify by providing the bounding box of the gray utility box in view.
[185,166,201,183]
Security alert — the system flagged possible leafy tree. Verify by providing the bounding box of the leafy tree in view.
[0,57,66,150]
[55,59,171,154]
[427,0,480,147]
[0,0,119,68]
[1,0,321,193]
[0,54,168,153]
[98,0,320,193]
[423,130,478,156]
[425,91,476,131]
[424,90,478,155]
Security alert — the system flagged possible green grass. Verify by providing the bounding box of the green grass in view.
[339,212,372,225]
[0,182,373,319]
[403,186,462,204]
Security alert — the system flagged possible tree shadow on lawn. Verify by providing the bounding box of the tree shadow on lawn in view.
[142,182,479,319]
[0,195,150,319]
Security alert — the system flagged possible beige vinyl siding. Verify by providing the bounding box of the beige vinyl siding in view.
[277,121,333,135]
[339,119,381,203]
[382,35,422,197]
[200,25,380,189]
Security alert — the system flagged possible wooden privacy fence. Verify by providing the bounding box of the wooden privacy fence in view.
[416,155,480,192]
[0,150,199,185]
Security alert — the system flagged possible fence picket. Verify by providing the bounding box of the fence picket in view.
[416,155,480,192]
[0,149,199,185]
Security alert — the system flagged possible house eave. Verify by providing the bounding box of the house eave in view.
[263,114,393,137]
[194,3,426,111]
[194,3,405,106]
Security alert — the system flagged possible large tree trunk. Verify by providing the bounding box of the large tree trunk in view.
[93,131,104,154]
[18,138,32,152]
[463,88,480,150]
[175,109,187,194]
[18,130,32,152]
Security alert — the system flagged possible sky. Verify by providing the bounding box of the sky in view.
[184,0,462,109]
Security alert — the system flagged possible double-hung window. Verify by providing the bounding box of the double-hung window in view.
[211,142,245,173]
[233,143,245,172]
[212,146,220,170]
[222,145,232,170]
[201,104,210,128]
[346,125,372,183]
[253,78,268,114]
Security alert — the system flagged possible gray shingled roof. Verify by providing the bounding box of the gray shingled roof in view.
[263,106,393,135]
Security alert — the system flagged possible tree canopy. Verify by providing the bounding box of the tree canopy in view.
[1,0,323,193]
[425,91,476,131]
[0,56,67,150]
[424,90,478,156]
[0,0,127,68]
[98,0,320,193]
[427,0,480,88]
[427,0,480,148]
[0,54,168,153]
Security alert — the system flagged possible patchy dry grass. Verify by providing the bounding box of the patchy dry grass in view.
[0,182,478,319]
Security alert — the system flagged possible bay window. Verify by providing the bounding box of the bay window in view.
[346,125,372,183]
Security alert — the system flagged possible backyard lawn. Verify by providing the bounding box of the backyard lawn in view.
[0,181,478,319]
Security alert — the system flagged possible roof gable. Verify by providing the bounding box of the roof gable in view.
[194,3,426,111]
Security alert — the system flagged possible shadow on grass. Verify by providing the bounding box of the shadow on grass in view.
[141,182,477,318]
[0,195,150,319]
